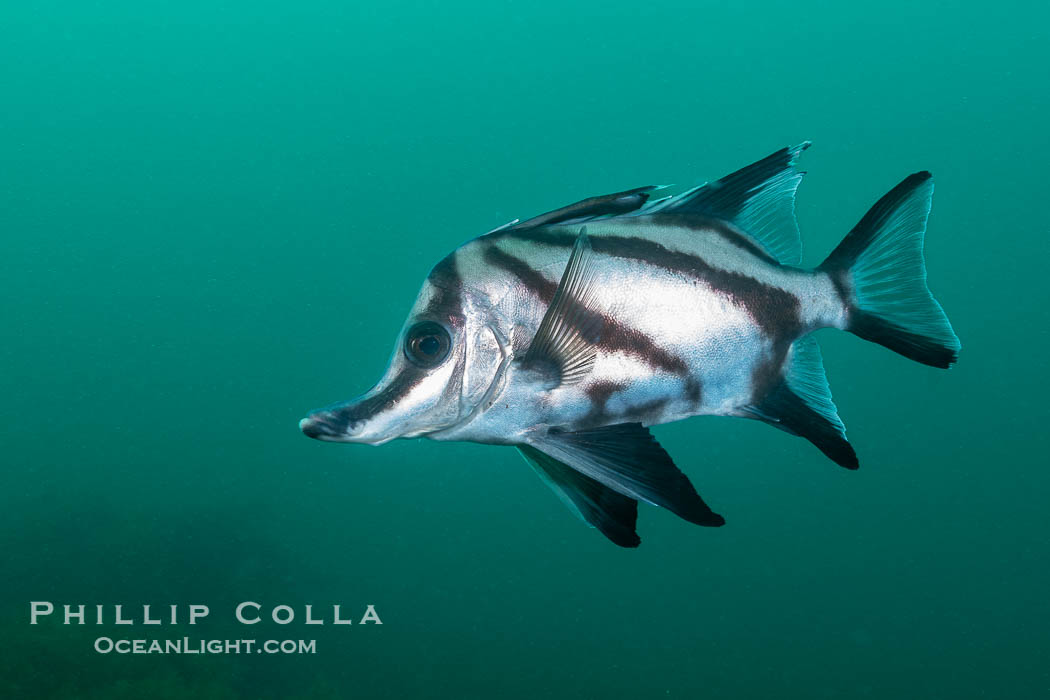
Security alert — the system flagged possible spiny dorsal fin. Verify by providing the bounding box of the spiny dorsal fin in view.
[531,423,725,527]
[518,445,641,548]
[745,335,858,469]
[512,186,657,229]
[645,142,810,265]
[519,229,602,386]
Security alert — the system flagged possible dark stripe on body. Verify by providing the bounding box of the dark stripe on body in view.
[423,253,465,325]
[491,225,805,403]
[483,245,691,376]
[684,377,702,404]
[825,268,853,311]
[578,380,672,429]
[630,397,671,426]
[484,247,553,303]
[583,379,629,425]
[586,380,628,408]
[747,339,792,404]
[489,215,780,266]
[493,227,803,339]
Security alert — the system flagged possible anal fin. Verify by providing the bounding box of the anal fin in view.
[518,445,640,548]
[746,336,858,469]
[530,423,725,527]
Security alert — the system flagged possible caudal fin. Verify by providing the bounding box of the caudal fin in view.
[819,172,960,368]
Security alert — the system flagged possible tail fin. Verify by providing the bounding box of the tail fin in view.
[819,172,960,368]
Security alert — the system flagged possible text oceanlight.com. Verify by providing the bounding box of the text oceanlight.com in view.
[94,637,317,655]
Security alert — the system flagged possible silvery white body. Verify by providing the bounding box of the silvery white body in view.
[430,218,847,445]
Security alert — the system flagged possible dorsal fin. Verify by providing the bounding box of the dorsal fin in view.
[645,142,810,265]
[744,335,858,469]
[512,186,657,230]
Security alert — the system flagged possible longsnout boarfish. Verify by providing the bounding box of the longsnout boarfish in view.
[300,143,959,547]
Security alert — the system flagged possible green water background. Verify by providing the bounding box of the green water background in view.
[3,1,1048,697]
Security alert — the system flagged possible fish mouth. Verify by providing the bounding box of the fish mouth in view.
[299,411,353,442]
[300,408,397,444]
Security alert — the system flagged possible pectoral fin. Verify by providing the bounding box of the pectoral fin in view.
[530,423,725,528]
[519,229,603,386]
[518,445,641,548]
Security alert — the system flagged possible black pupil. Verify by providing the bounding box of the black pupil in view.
[419,335,440,356]
[405,321,450,367]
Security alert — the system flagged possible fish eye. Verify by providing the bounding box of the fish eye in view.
[404,321,452,368]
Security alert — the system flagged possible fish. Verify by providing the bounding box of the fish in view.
[299,143,960,547]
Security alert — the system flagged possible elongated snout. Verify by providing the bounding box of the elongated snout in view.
[299,396,385,443]
[299,379,413,445]
[299,409,353,441]
[300,345,468,445]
